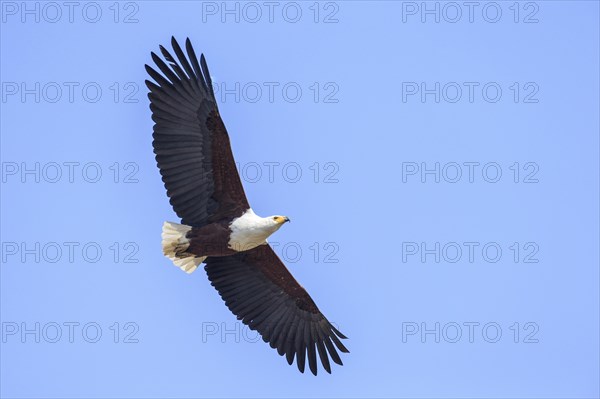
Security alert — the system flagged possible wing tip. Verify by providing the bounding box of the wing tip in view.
[331,325,349,340]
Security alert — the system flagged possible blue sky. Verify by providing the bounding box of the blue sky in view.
[1,1,599,398]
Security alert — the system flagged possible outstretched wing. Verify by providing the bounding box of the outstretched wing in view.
[146,37,249,227]
[204,245,349,375]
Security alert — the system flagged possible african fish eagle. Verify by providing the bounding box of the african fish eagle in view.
[145,37,349,375]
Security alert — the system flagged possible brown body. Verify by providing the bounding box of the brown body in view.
[185,221,237,257]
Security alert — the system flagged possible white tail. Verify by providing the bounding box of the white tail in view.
[161,221,205,274]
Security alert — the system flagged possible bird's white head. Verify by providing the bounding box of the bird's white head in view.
[269,215,291,228]
[259,215,290,236]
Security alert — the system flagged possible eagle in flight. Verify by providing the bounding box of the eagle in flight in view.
[145,37,349,375]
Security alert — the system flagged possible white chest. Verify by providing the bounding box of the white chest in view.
[228,209,277,252]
